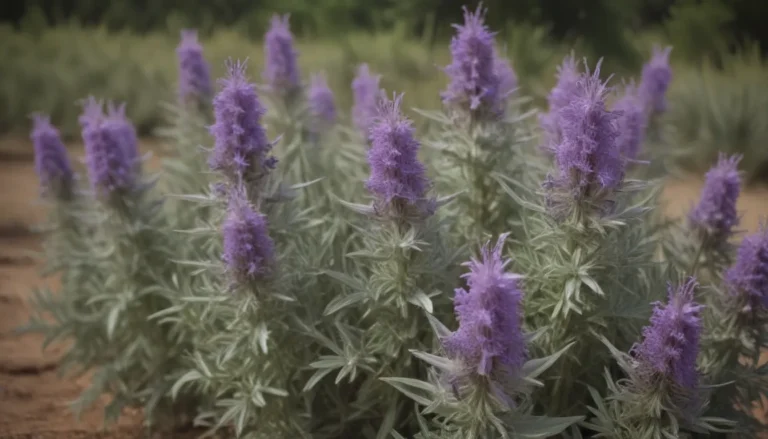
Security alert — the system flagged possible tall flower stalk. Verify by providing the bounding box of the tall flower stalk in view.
[311,92,461,437]
[507,58,668,418]
[701,224,768,437]
[176,29,212,109]
[423,4,536,245]
[666,154,742,283]
[169,59,317,438]
[385,235,580,438]
[586,278,732,437]
[27,99,191,426]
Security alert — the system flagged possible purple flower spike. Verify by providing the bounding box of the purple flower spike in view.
[633,278,703,394]
[79,98,137,196]
[442,4,505,119]
[443,233,527,379]
[553,61,624,192]
[105,102,139,170]
[30,114,74,196]
[639,46,673,114]
[263,14,301,95]
[725,224,768,308]
[688,154,741,243]
[366,93,430,211]
[352,64,382,136]
[548,54,581,114]
[613,82,647,160]
[308,73,337,129]
[540,55,581,149]
[222,188,275,285]
[494,53,518,101]
[176,29,213,103]
[210,60,276,180]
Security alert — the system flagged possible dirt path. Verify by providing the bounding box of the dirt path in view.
[0,137,766,438]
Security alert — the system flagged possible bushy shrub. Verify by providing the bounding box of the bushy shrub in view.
[21,6,768,439]
[666,42,768,183]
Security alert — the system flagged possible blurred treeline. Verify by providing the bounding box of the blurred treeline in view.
[10,0,767,64]
[2,0,768,181]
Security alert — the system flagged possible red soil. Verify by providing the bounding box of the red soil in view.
[0,137,766,438]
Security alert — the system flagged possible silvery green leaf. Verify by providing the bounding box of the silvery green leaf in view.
[303,367,335,392]
[337,198,376,215]
[322,269,367,292]
[324,292,368,316]
[521,342,574,383]
[380,377,436,407]
[508,414,584,438]
[106,306,120,340]
[171,370,203,399]
[407,290,434,313]
[425,313,452,340]
[410,350,454,372]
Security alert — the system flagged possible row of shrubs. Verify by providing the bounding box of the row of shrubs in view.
[23,5,768,438]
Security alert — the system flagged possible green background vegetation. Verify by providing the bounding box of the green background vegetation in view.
[2,0,767,181]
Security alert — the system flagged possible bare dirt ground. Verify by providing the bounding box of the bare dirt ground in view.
[0,137,766,438]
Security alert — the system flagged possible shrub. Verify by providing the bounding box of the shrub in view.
[666,42,768,183]
[21,5,768,439]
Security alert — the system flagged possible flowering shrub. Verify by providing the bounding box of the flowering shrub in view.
[23,5,768,439]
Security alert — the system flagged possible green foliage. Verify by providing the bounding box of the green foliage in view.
[19,5,768,438]
[665,43,768,183]
[663,0,734,65]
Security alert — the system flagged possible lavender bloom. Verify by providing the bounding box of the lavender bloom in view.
[539,55,580,148]
[222,188,275,285]
[351,64,382,136]
[366,93,430,210]
[105,102,139,170]
[263,14,301,95]
[30,114,74,196]
[613,82,647,160]
[441,5,505,118]
[688,154,741,243]
[494,53,517,101]
[725,225,768,308]
[79,98,137,195]
[551,61,624,192]
[176,29,213,103]
[308,73,337,129]
[210,60,276,180]
[639,46,673,114]
[632,278,703,393]
[443,234,527,379]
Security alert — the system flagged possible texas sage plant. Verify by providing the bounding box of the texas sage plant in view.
[25,4,768,439]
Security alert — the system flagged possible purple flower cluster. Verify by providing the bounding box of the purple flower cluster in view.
[105,102,140,169]
[79,98,138,196]
[547,55,581,116]
[176,29,213,104]
[613,82,647,160]
[688,154,741,243]
[308,73,337,129]
[30,114,74,196]
[443,234,527,379]
[494,53,518,102]
[632,278,703,393]
[263,14,301,96]
[725,224,768,308]
[351,64,382,136]
[639,46,673,114]
[209,60,276,181]
[222,188,275,285]
[540,54,581,144]
[441,5,508,119]
[366,93,430,212]
[548,61,624,194]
